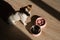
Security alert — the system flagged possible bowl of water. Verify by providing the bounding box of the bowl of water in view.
[30,25,42,37]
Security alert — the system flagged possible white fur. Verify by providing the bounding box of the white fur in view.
[9,12,28,26]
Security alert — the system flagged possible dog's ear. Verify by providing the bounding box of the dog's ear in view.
[27,5,32,8]
[25,5,32,12]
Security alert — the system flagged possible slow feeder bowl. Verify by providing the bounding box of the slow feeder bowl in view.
[36,17,47,29]
[30,25,42,37]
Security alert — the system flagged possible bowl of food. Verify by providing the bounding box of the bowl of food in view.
[30,25,42,37]
[35,17,47,28]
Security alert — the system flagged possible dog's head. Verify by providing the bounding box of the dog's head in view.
[19,5,32,16]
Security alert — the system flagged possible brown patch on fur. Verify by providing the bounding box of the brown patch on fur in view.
[26,5,32,11]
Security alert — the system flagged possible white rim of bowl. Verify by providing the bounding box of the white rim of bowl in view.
[35,17,47,29]
[30,25,42,37]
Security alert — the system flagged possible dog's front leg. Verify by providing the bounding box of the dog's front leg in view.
[21,20,27,26]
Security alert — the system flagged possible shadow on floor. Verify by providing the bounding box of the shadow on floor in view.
[0,18,32,40]
[30,0,60,21]
[0,0,16,24]
[25,15,40,33]
[0,0,31,39]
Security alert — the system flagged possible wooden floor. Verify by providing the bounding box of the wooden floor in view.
[0,0,60,40]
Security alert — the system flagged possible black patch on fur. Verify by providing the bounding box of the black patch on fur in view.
[24,11,30,16]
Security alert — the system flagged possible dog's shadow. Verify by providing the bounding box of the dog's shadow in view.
[25,15,40,33]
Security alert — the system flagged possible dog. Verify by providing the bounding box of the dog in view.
[9,5,32,26]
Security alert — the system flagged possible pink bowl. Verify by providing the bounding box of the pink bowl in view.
[35,17,47,29]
